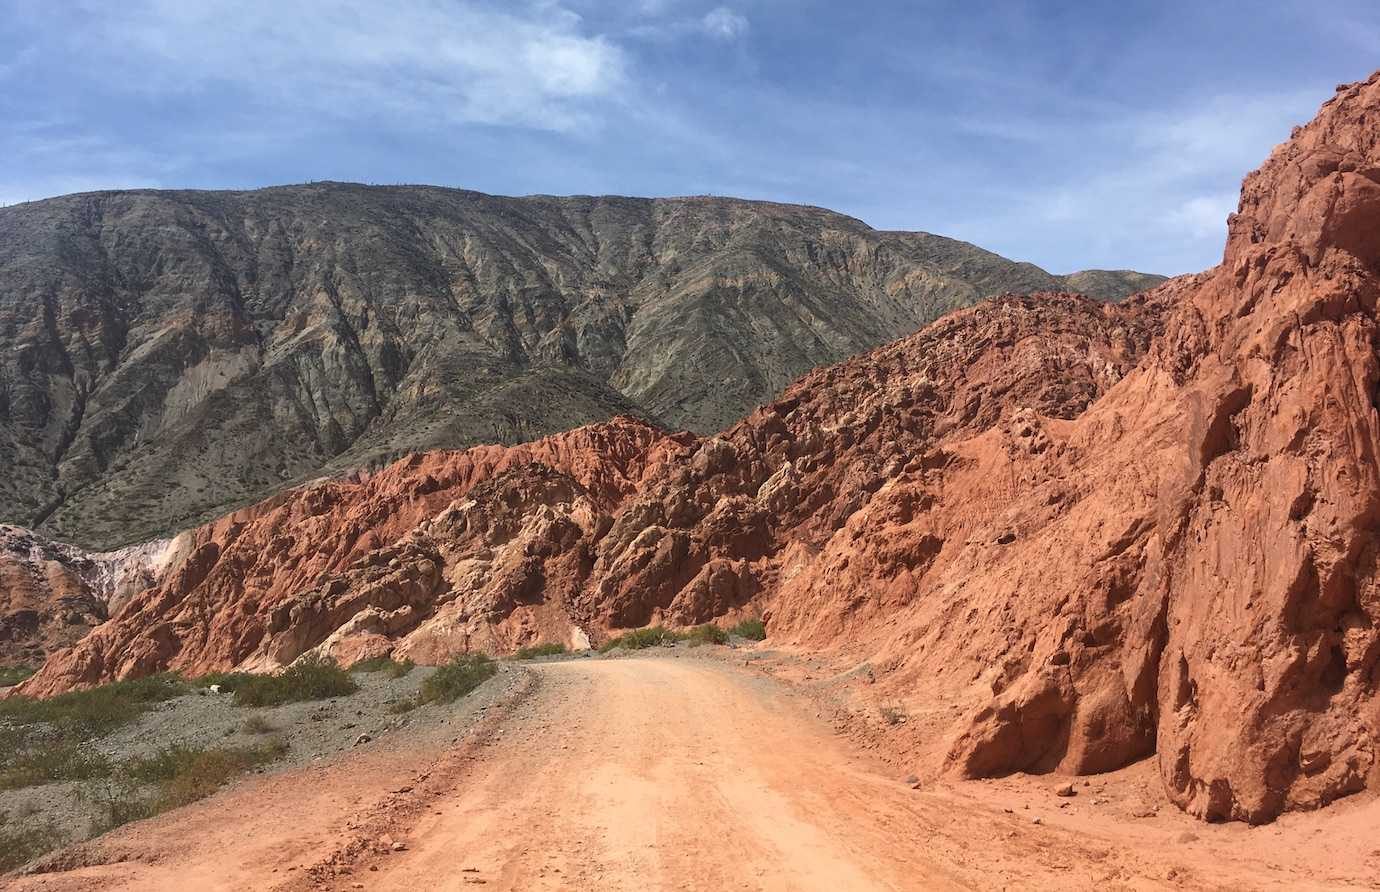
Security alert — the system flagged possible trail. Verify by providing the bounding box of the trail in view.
[352,657,960,891]
[10,655,1380,891]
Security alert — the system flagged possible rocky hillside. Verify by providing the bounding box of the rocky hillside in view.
[21,72,1380,826]
[0,185,1159,549]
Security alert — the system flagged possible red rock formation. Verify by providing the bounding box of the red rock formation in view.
[20,73,1380,825]
[18,418,694,691]
[0,525,179,669]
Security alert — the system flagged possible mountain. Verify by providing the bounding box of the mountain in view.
[0,185,1161,549]
[20,72,1380,826]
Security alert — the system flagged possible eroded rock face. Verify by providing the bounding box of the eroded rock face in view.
[19,418,695,691]
[0,525,180,668]
[19,74,1380,825]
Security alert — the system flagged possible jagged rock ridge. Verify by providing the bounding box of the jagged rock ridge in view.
[0,185,1159,549]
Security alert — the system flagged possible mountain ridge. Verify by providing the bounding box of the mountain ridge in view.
[0,183,1162,549]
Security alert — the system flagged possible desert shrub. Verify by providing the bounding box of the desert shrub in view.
[0,810,68,872]
[681,625,729,646]
[384,698,417,714]
[240,714,275,735]
[511,642,567,660]
[0,673,189,737]
[0,666,35,687]
[349,656,415,678]
[85,739,288,834]
[728,618,767,641]
[230,656,357,707]
[417,655,496,705]
[879,705,907,726]
[597,626,676,653]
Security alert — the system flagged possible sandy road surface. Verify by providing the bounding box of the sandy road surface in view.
[9,654,1380,891]
[352,657,963,891]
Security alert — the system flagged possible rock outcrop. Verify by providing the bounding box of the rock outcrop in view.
[19,73,1380,826]
[0,525,181,667]
[18,419,694,688]
[0,185,1160,550]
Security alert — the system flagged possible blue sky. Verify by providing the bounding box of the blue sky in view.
[3,1,1379,274]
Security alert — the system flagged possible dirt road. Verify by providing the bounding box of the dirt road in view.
[353,657,963,891]
[10,654,1380,891]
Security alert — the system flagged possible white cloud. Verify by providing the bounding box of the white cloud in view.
[701,7,749,40]
[624,5,749,43]
[1165,193,1238,240]
[54,0,629,134]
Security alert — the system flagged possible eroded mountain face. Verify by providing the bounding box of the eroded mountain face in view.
[0,187,1158,550]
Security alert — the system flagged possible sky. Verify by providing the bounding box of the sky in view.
[3,1,1380,275]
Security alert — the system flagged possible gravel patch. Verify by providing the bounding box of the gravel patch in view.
[0,663,522,855]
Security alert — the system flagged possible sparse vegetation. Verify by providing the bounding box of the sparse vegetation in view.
[349,656,415,678]
[83,739,288,834]
[229,656,357,707]
[0,673,189,737]
[0,810,67,873]
[682,625,729,646]
[0,666,35,687]
[511,642,567,660]
[597,626,677,652]
[240,714,275,735]
[880,705,908,726]
[417,655,496,705]
[598,624,738,652]
[729,618,767,641]
[0,741,111,790]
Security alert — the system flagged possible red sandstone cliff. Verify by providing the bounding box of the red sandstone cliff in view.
[18,73,1380,825]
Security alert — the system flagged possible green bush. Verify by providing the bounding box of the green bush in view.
[728,618,767,641]
[0,673,189,737]
[597,626,676,652]
[511,642,567,660]
[598,624,735,651]
[349,656,415,678]
[0,666,35,687]
[417,655,496,705]
[682,625,729,646]
[230,656,357,707]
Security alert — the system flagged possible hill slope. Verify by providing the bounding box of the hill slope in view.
[0,186,1159,548]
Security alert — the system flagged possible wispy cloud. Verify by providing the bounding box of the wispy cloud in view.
[624,4,750,43]
[701,7,749,40]
[39,0,629,133]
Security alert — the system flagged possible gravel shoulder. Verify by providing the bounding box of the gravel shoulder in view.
[1,661,531,884]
